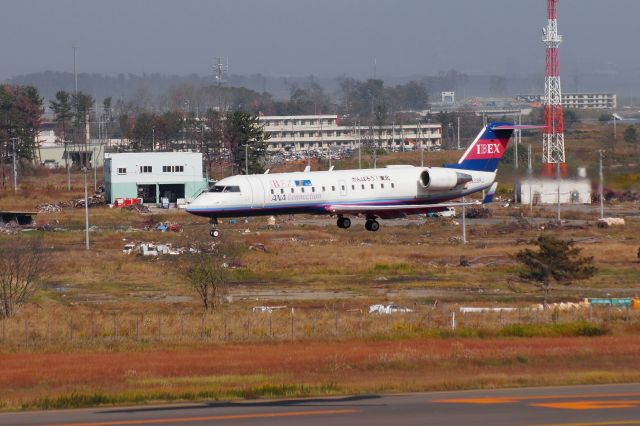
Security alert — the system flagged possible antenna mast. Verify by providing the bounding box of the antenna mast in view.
[542,0,566,176]
[214,57,228,87]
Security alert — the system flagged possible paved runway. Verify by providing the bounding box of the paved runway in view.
[2,383,640,426]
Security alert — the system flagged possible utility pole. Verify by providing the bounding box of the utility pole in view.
[528,143,533,214]
[93,147,97,192]
[357,124,362,169]
[65,139,71,190]
[73,45,78,95]
[461,197,467,244]
[556,161,561,222]
[598,149,604,220]
[456,116,461,150]
[244,144,249,175]
[82,166,90,250]
[11,138,17,192]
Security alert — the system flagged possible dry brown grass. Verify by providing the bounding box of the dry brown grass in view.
[2,336,640,410]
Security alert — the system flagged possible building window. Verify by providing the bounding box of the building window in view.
[162,165,184,173]
[140,166,152,173]
[117,168,126,175]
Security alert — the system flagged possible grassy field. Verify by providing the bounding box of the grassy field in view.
[0,122,639,410]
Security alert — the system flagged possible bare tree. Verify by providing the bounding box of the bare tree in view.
[182,242,239,310]
[0,237,48,318]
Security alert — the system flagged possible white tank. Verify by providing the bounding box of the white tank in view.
[577,167,587,179]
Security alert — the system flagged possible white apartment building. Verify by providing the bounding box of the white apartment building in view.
[258,115,442,153]
[516,93,617,109]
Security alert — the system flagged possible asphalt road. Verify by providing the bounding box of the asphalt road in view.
[2,384,640,426]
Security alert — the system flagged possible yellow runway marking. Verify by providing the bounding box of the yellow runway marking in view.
[40,408,358,426]
[530,420,640,426]
[434,392,640,405]
[531,400,640,410]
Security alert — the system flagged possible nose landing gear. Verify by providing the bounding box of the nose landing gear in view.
[209,218,220,238]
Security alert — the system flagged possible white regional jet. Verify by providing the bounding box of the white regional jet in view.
[187,122,536,237]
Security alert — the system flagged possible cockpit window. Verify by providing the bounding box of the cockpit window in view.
[209,185,241,193]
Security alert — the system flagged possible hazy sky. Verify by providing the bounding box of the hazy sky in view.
[1,0,639,80]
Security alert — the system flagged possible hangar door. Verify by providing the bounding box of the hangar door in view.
[159,184,185,203]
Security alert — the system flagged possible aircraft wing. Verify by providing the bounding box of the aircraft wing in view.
[326,201,480,216]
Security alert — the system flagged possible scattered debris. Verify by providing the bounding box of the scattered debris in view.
[459,255,512,267]
[249,243,268,252]
[124,204,151,214]
[597,217,625,228]
[122,241,201,256]
[36,203,65,213]
[252,305,287,313]
[464,206,491,219]
[148,222,182,232]
[73,194,104,208]
[459,307,518,313]
[369,304,414,314]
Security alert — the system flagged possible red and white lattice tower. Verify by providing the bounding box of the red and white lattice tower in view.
[542,0,566,176]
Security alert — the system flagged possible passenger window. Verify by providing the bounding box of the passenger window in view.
[341,185,345,191]
[361,184,364,190]
[312,187,316,192]
[391,183,395,188]
[270,189,274,194]
[351,185,355,190]
[301,187,305,193]
[322,186,326,192]
[381,184,385,189]
[331,186,335,191]
[291,188,294,193]
[370,184,374,189]
[280,188,284,194]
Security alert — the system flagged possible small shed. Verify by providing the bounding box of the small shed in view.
[515,178,592,205]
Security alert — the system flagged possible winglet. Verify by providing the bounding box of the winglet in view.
[483,183,498,204]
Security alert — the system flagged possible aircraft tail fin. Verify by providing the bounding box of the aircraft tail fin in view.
[445,122,541,173]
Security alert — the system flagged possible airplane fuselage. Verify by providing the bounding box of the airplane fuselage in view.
[186,165,495,219]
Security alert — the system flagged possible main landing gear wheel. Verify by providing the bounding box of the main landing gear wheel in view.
[337,216,351,229]
[365,219,380,232]
[210,229,220,238]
